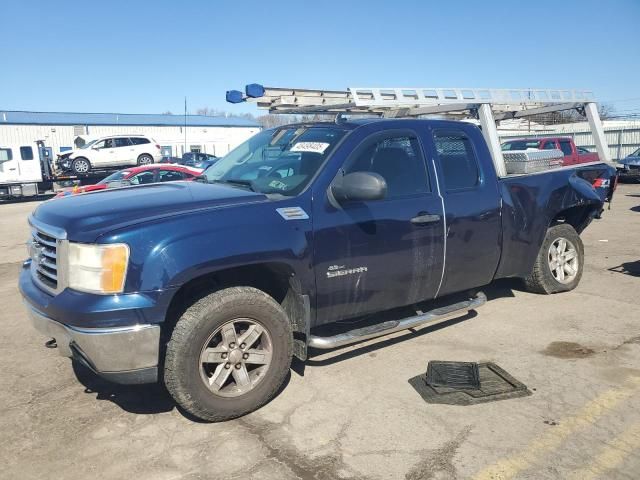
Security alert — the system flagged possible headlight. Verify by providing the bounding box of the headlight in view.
[68,243,130,294]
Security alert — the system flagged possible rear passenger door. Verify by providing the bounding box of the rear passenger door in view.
[114,137,135,165]
[427,126,502,297]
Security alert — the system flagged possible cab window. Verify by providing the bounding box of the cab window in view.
[20,146,34,160]
[559,140,573,156]
[344,132,430,198]
[0,148,12,162]
[433,130,480,191]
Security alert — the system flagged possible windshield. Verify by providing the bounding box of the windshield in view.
[203,126,346,195]
[79,139,99,149]
[97,170,130,184]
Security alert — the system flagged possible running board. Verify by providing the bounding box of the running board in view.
[308,292,487,350]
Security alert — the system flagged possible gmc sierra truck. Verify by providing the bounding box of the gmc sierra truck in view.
[20,118,616,421]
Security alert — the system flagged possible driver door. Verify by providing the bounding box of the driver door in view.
[312,129,446,324]
[0,147,20,182]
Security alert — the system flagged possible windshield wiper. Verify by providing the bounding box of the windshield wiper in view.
[213,178,256,192]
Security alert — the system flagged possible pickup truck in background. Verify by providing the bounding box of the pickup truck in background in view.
[20,118,616,421]
[501,136,599,166]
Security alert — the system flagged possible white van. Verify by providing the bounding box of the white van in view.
[0,143,44,198]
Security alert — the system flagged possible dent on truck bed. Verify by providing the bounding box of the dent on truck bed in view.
[494,164,614,279]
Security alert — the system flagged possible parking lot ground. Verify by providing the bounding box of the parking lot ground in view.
[1,185,639,480]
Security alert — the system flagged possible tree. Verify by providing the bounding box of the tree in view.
[528,103,615,125]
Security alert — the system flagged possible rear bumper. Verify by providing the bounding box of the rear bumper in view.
[26,301,160,384]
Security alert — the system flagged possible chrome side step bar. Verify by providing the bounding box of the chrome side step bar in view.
[308,292,487,350]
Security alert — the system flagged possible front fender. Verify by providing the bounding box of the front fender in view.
[100,200,315,296]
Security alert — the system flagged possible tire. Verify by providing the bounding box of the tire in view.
[164,287,293,422]
[71,157,91,175]
[523,224,584,294]
[137,154,154,165]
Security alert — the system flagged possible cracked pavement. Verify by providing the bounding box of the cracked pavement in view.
[1,185,639,480]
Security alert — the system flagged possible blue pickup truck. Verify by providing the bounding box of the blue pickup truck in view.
[20,118,616,421]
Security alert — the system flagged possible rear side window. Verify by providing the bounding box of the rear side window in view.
[433,130,480,191]
[159,170,185,182]
[129,171,155,185]
[0,148,12,161]
[115,138,132,147]
[20,146,34,160]
[131,137,150,145]
[344,133,430,198]
[559,141,573,156]
[543,141,558,150]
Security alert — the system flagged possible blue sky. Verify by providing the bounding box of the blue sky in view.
[1,0,638,117]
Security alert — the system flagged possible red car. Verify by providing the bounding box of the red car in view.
[501,137,599,166]
[55,164,203,198]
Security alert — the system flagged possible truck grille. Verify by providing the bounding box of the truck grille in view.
[28,221,66,295]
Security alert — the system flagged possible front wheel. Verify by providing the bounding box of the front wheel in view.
[71,157,91,174]
[164,287,293,422]
[523,224,584,294]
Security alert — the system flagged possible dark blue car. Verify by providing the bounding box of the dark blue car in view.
[19,118,616,421]
[618,147,640,181]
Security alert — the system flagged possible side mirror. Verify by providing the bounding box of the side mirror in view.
[331,171,387,203]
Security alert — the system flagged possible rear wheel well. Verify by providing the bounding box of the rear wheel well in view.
[550,204,600,234]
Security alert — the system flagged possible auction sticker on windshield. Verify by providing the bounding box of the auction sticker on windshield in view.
[290,142,330,154]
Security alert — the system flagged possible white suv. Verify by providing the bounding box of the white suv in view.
[59,135,162,174]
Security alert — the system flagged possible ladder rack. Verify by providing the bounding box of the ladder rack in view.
[225,83,612,175]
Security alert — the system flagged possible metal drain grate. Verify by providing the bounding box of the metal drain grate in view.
[426,361,480,389]
[409,362,531,405]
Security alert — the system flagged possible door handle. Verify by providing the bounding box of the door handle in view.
[411,212,441,225]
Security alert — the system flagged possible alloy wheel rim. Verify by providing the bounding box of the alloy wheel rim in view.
[199,318,273,397]
[76,160,89,172]
[548,237,579,284]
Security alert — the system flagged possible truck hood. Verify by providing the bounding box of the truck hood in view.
[620,155,640,166]
[33,181,268,242]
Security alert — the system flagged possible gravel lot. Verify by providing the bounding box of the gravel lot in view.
[1,185,639,480]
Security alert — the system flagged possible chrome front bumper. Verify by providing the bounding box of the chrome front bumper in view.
[26,302,160,384]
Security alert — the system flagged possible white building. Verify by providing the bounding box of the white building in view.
[0,110,261,158]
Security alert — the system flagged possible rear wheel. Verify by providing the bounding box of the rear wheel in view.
[523,224,584,294]
[137,154,153,165]
[164,287,293,422]
[71,157,91,174]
